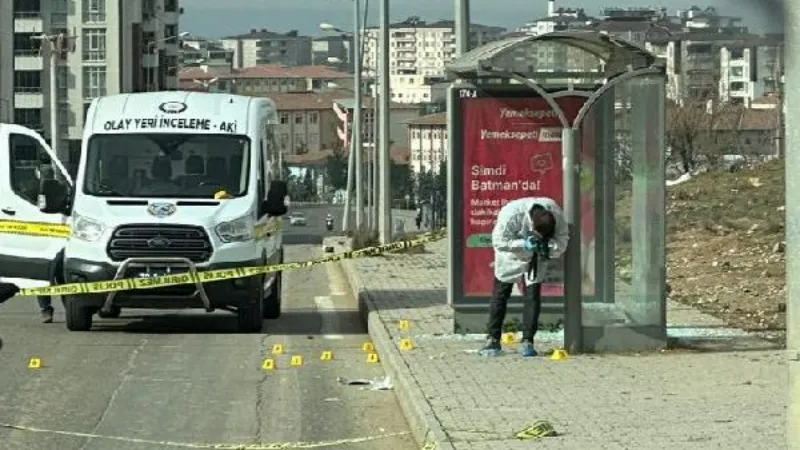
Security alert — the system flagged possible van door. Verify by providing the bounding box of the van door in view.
[0,127,72,282]
[256,138,280,268]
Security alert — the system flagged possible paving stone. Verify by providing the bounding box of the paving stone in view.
[335,238,787,450]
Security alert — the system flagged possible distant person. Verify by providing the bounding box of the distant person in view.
[415,208,422,230]
[478,197,570,358]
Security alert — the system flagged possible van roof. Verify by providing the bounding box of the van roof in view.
[86,92,276,135]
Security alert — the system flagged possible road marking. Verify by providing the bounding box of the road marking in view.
[325,262,347,296]
[0,421,410,449]
[313,295,344,340]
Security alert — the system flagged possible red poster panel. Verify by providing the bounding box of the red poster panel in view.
[461,96,587,297]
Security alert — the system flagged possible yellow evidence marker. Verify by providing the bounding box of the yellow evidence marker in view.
[366,353,380,363]
[501,333,516,345]
[262,359,276,371]
[399,338,414,351]
[290,355,304,366]
[271,344,285,355]
[397,319,410,331]
[27,358,42,369]
[550,349,569,361]
[362,342,375,352]
[320,351,334,361]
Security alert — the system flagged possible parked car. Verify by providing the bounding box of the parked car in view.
[289,212,307,226]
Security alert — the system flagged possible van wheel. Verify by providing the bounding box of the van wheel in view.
[237,283,264,333]
[263,271,282,319]
[98,306,121,319]
[65,298,93,331]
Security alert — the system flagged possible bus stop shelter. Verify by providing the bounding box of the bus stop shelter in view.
[445,31,668,353]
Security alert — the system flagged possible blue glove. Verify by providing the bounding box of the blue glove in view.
[523,236,538,251]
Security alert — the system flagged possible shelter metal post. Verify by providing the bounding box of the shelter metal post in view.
[595,87,616,303]
[562,127,582,353]
[786,3,800,447]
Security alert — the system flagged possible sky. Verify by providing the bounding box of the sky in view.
[181,0,784,39]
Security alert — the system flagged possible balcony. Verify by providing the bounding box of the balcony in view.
[14,53,43,70]
[142,54,159,67]
[13,11,43,33]
[51,12,67,27]
[14,90,44,109]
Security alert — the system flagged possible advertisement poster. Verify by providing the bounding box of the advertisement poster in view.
[460,96,590,297]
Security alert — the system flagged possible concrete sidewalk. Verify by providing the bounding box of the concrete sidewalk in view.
[334,238,787,450]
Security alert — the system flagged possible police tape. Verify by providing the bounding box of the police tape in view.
[0,219,283,239]
[0,421,411,448]
[0,220,71,238]
[19,230,447,297]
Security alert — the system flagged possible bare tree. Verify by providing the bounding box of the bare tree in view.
[666,97,742,173]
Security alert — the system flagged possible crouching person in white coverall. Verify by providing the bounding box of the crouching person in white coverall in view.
[479,197,570,357]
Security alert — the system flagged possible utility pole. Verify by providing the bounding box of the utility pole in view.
[353,0,364,229]
[455,0,470,55]
[32,33,72,163]
[378,0,391,243]
[786,4,799,448]
[372,77,379,231]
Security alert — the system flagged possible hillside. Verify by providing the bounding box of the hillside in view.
[615,159,785,333]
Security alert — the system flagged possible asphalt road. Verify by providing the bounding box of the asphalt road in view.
[0,206,415,450]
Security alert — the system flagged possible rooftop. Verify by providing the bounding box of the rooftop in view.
[365,17,504,32]
[284,145,409,165]
[178,64,352,81]
[222,28,308,40]
[406,112,447,126]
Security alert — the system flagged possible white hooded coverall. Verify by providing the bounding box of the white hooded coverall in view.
[491,197,570,285]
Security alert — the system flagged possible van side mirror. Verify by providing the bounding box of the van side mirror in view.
[39,179,69,214]
[262,180,288,216]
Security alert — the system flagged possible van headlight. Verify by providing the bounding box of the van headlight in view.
[71,214,105,242]
[215,215,254,243]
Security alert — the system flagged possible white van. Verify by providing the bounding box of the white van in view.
[0,124,73,288]
[33,92,289,332]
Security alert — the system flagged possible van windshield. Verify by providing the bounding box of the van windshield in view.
[84,133,250,198]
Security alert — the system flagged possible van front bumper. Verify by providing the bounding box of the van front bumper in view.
[63,257,264,309]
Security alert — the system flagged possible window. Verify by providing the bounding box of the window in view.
[730,81,746,91]
[164,25,178,40]
[308,112,318,124]
[9,133,65,206]
[164,0,178,12]
[83,29,106,61]
[294,114,303,125]
[257,140,266,205]
[84,134,251,198]
[279,113,289,125]
[13,109,42,131]
[279,133,289,150]
[83,67,107,99]
[83,0,106,22]
[731,67,744,77]
[13,71,42,92]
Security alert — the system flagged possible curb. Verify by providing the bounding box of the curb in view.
[339,259,455,450]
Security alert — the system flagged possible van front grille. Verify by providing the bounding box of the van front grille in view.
[106,224,213,262]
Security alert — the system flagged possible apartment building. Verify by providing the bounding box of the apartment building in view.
[221,29,312,69]
[361,17,505,104]
[312,35,352,69]
[406,112,447,175]
[181,36,234,68]
[1,0,181,165]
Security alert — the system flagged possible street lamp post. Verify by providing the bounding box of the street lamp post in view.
[352,0,364,229]
[377,0,391,243]
[31,33,74,163]
[147,31,190,92]
[322,10,369,231]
